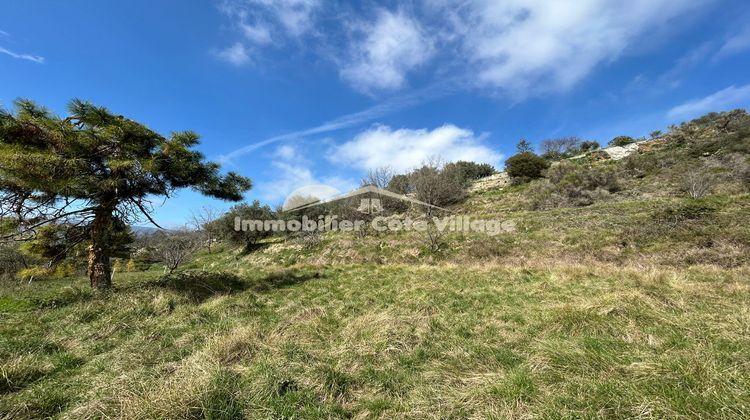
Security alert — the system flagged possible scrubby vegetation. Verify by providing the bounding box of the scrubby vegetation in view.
[528,161,621,209]
[2,109,750,418]
[539,137,600,160]
[609,135,636,147]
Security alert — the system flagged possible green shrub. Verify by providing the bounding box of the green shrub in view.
[16,267,54,282]
[150,271,248,303]
[609,136,635,147]
[651,201,716,226]
[579,141,601,153]
[442,161,496,181]
[622,153,659,178]
[409,163,468,208]
[212,201,276,250]
[16,262,75,282]
[387,174,411,194]
[505,152,550,181]
[0,243,27,281]
[529,162,621,209]
[625,201,720,256]
[126,259,138,272]
[112,258,123,273]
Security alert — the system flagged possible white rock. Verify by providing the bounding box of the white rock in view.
[603,143,639,160]
[470,172,510,193]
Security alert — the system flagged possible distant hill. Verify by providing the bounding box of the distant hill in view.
[130,225,162,236]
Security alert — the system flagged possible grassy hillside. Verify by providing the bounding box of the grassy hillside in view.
[1,110,750,418]
[1,263,749,418]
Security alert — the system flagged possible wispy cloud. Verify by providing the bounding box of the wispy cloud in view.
[656,42,714,89]
[0,29,45,64]
[215,1,712,98]
[713,26,750,61]
[215,0,320,65]
[256,144,356,202]
[340,9,434,93]
[217,81,456,163]
[446,0,711,97]
[0,46,45,64]
[667,84,750,119]
[214,42,250,66]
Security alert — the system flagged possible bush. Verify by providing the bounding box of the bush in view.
[376,159,483,211]
[505,152,550,181]
[129,247,155,271]
[126,259,138,272]
[151,271,248,303]
[540,137,583,160]
[529,162,621,209]
[442,161,496,181]
[0,243,27,281]
[112,258,123,273]
[154,231,201,274]
[409,162,468,210]
[579,141,601,153]
[652,202,716,226]
[680,171,715,198]
[16,262,74,282]
[387,174,411,194]
[622,153,658,178]
[609,136,635,147]
[213,201,276,250]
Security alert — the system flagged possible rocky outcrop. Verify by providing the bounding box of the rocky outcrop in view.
[470,172,510,193]
[603,142,640,160]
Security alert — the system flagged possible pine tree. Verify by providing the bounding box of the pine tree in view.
[516,138,533,154]
[0,99,251,288]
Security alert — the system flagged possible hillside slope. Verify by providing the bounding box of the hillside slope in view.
[218,110,750,270]
[1,110,749,419]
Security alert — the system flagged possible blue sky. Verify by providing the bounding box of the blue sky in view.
[2,0,750,227]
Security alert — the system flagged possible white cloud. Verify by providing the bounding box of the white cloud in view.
[714,26,750,60]
[274,144,301,161]
[214,42,250,66]
[215,1,710,96]
[441,0,708,96]
[240,22,272,45]
[257,144,356,202]
[667,84,750,120]
[340,9,433,92]
[0,46,45,64]
[221,0,321,35]
[329,124,502,173]
[214,0,320,67]
[268,0,321,36]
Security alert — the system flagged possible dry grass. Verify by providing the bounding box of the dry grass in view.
[1,262,749,418]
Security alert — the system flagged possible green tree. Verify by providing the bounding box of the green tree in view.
[579,141,600,153]
[0,99,251,288]
[409,161,467,212]
[505,152,550,181]
[516,139,534,154]
[213,201,276,251]
[387,174,412,194]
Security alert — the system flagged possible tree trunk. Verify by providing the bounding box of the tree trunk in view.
[88,206,114,289]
